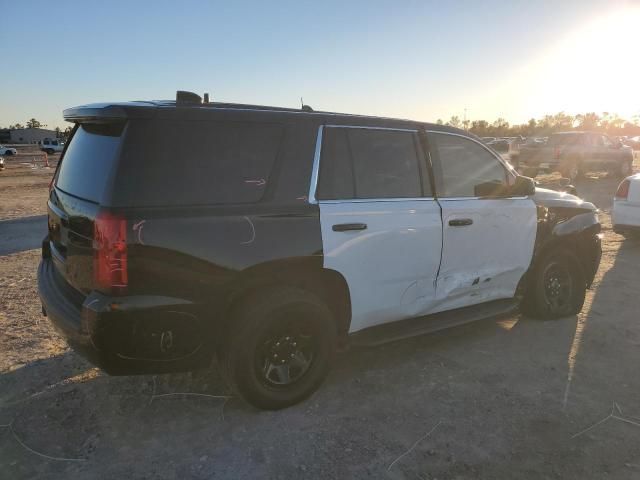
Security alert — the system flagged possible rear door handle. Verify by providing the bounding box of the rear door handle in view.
[448,218,473,227]
[332,223,368,232]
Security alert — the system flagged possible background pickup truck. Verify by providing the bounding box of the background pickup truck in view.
[40,138,64,155]
[514,131,634,181]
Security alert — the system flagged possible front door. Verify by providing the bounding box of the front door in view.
[313,125,443,333]
[427,131,537,313]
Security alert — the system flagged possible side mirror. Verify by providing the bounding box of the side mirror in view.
[511,175,536,196]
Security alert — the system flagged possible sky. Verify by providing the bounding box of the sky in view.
[2,0,639,130]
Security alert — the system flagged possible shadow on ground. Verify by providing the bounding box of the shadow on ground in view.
[0,215,47,255]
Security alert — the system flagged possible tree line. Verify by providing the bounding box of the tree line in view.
[3,118,73,138]
[436,112,640,138]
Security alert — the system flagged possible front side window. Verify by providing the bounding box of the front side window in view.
[316,127,426,200]
[429,132,509,198]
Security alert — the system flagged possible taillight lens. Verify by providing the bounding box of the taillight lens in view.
[553,146,561,159]
[94,211,128,291]
[615,179,630,200]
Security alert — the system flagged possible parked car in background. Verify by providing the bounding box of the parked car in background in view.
[517,131,634,181]
[38,93,602,410]
[0,145,17,156]
[613,173,640,236]
[40,138,64,154]
[487,138,510,152]
[624,136,640,150]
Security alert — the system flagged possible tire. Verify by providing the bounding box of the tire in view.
[523,167,538,178]
[617,160,633,178]
[219,286,336,410]
[522,249,586,320]
[559,160,581,182]
[45,149,54,155]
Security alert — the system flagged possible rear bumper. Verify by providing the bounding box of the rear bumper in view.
[612,201,640,229]
[38,258,212,374]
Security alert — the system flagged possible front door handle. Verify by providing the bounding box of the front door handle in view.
[449,218,473,227]
[332,223,368,232]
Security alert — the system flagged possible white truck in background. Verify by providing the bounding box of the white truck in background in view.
[40,138,64,154]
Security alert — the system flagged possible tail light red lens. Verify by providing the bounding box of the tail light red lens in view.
[615,179,630,200]
[553,146,561,159]
[94,211,128,291]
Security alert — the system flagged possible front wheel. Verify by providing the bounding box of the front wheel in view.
[219,287,336,410]
[523,249,586,319]
[616,160,633,178]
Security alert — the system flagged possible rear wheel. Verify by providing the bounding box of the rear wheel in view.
[616,160,633,178]
[523,249,586,319]
[559,161,581,182]
[219,287,336,410]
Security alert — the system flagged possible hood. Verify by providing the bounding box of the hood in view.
[533,187,597,211]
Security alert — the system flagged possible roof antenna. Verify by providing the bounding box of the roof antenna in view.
[300,97,313,112]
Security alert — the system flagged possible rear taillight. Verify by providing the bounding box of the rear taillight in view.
[553,146,561,159]
[94,211,128,291]
[615,179,630,200]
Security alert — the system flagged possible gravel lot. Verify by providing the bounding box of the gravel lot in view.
[1,155,640,479]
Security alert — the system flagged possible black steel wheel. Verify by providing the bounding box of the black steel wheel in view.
[256,318,317,388]
[219,286,336,410]
[523,249,586,319]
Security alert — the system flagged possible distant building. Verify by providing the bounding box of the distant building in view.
[0,127,59,144]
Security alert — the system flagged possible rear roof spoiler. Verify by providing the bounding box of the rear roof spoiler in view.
[63,102,158,123]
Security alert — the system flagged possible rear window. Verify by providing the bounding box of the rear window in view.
[114,120,283,207]
[55,123,124,203]
[547,133,584,146]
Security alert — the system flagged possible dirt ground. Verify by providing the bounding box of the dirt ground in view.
[1,154,640,479]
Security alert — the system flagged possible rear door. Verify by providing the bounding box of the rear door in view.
[428,131,537,312]
[313,126,443,333]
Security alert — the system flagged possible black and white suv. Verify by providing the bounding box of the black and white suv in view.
[38,92,602,409]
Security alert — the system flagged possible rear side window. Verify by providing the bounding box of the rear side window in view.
[316,127,426,200]
[429,132,508,197]
[55,123,124,203]
[115,120,283,207]
[548,133,584,146]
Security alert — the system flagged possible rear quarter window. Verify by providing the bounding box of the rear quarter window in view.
[55,123,124,203]
[114,120,283,207]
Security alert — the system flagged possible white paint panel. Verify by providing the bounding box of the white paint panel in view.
[319,199,442,333]
[432,198,537,313]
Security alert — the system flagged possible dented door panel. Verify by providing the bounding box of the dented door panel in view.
[432,198,537,313]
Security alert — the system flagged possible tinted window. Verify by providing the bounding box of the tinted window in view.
[430,133,508,197]
[317,127,425,200]
[115,120,283,206]
[316,128,354,200]
[548,133,583,146]
[56,123,124,203]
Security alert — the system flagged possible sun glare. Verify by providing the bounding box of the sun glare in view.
[518,7,640,120]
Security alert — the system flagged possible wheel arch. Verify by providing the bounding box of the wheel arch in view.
[222,256,352,339]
